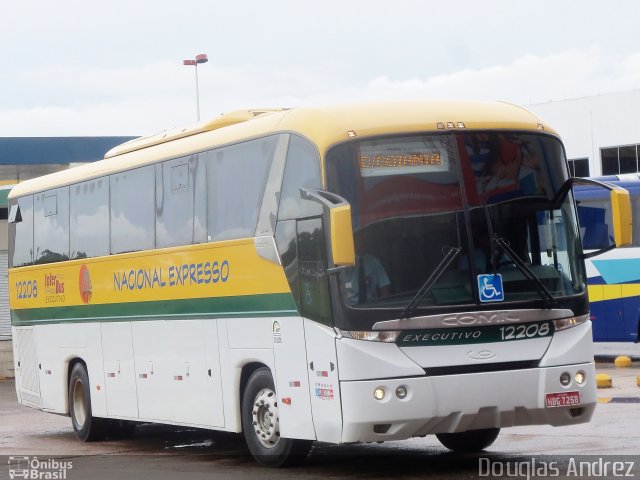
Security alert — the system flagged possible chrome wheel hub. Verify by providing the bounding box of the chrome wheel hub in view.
[72,379,87,427]
[252,388,280,448]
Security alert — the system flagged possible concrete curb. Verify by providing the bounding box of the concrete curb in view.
[594,354,640,362]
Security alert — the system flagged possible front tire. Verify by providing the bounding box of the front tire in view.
[241,367,312,467]
[436,428,500,453]
[68,362,108,441]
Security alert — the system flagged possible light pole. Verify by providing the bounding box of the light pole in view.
[183,53,208,121]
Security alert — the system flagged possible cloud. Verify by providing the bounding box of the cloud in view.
[2,49,640,136]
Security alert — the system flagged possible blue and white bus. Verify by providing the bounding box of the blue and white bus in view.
[575,174,640,342]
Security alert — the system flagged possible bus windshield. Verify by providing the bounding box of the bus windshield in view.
[325,132,586,315]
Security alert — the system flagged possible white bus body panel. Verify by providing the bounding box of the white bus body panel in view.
[539,321,594,367]
[101,322,139,419]
[132,320,224,427]
[272,317,316,440]
[37,323,105,415]
[220,317,277,433]
[338,321,597,443]
[303,320,342,443]
[399,336,552,369]
[13,327,41,408]
[336,337,423,381]
[340,362,596,442]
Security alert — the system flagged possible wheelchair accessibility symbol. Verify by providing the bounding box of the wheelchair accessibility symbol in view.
[478,274,504,302]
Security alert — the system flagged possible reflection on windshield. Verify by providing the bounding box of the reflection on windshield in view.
[326,132,585,312]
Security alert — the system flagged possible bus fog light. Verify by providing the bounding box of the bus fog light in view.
[560,372,571,386]
[395,386,408,399]
[373,387,385,400]
[575,371,586,385]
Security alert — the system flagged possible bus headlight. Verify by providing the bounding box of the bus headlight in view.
[575,371,586,385]
[395,386,408,399]
[553,314,589,332]
[341,330,400,343]
[373,387,386,400]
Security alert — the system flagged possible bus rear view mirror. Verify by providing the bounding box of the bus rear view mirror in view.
[572,178,632,258]
[329,205,356,266]
[300,187,356,269]
[610,186,632,247]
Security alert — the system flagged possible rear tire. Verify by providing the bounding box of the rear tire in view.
[436,428,500,453]
[68,362,108,441]
[241,367,312,467]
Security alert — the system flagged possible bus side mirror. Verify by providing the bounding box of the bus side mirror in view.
[300,187,356,269]
[610,186,632,247]
[572,178,632,258]
[329,205,355,266]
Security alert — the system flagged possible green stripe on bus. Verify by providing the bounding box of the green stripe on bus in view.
[11,293,299,326]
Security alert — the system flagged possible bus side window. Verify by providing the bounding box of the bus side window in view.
[110,166,155,254]
[70,178,110,259]
[277,135,323,221]
[577,201,614,250]
[206,136,277,242]
[34,187,70,264]
[296,217,332,326]
[156,155,207,248]
[10,196,34,267]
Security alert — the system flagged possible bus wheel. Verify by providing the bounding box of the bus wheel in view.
[436,428,500,453]
[241,367,312,467]
[68,363,108,442]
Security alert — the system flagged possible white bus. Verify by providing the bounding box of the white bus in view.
[9,101,631,466]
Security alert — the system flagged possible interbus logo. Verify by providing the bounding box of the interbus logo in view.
[79,265,92,304]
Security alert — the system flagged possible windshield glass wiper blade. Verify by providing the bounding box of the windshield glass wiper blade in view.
[399,246,462,319]
[493,237,556,306]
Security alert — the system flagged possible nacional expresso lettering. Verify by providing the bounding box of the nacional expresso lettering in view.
[113,260,229,291]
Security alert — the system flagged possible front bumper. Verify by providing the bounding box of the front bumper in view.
[340,362,596,443]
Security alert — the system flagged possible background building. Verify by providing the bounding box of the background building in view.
[528,89,640,178]
[0,136,136,378]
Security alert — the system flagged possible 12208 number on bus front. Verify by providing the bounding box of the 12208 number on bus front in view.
[498,322,551,341]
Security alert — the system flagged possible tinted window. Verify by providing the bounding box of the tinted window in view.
[34,187,70,264]
[297,217,332,325]
[11,196,34,267]
[111,166,155,253]
[577,197,615,250]
[601,148,618,175]
[206,137,277,241]
[156,155,206,248]
[70,178,110,259]
[278,135,323,221]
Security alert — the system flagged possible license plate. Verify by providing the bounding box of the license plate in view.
[545,391,581,408]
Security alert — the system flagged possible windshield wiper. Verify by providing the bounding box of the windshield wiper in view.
[493,236,556,306]
[399,246,462,319]
[483,204,556,306]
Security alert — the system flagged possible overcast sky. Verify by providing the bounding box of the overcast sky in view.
[1,1,639,136]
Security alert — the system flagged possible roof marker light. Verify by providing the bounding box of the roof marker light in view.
[436,122,445,129]
[447,122,456,129]
[457,122,466,129]
[347,130,357,138]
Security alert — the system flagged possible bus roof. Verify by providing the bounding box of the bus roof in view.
[8,100,556,199]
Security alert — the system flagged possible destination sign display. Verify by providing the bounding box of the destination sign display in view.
[359,138,449,177]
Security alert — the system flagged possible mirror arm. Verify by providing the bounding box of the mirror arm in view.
[582,244,616,260]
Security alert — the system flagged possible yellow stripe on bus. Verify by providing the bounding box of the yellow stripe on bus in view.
[588,284,640,303]
[9,239,290,310]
